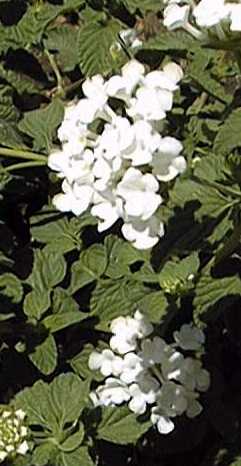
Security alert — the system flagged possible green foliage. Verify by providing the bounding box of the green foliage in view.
[78,12,122,75]
[1,2,241,466]
[18,99,64,153]
[98,406,151,443]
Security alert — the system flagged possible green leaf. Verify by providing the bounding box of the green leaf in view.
[159,253,200,290]
[138,290,168,323]
[0,84,20,122]
[30,209,90,253]
[78,14,122,75]
[146,30,197,51]
[43,311,86,333]
[123,0,161,13]
[51,287,79,314]
[27,247,66,290]
[50,374,90,425]
[44,25,79,72]
[0,272,23,303]
[29,334,58,375]
[194,274,241,322]
[16,374,89,434]
[214,108,241,156]
[187,51,231,103]
[98,406,151,444]
[69,244,107,293]
[0,1,85,54]
[70,343,104,381]
[18,99,64,152]
[32,442,56,466]
[104,235,149,279]
[56,446,95,466]
[90,279,149,328]
[60,425,84,452]
[23,288,51,320]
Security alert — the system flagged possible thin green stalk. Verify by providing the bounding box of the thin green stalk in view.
[45,49,64,96]
[0,147,47,162]
[0,160,46,172]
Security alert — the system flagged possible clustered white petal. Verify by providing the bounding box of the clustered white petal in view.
[163,0,241,39]
[88,314,210,435]
[48,60,186,250]
[0,408,29,463]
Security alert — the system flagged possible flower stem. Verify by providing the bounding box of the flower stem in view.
[0,161,46,172]
[44,49,64,96]
[0,147,47,162]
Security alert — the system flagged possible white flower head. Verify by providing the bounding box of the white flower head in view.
[0,407,29,461]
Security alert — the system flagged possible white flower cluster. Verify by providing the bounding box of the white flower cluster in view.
[0,408,29,463]
[88,312,210,435]
[48,60,186,249]
[163,0,241,40]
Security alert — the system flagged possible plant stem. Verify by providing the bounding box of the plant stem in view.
[0,161,46,172]
[0,147,47,162]
[45,49,64,96]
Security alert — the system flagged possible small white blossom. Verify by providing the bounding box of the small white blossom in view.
[163,4,190,30]
[90,378,130,406]
[173,323,205,351]
[88,349,123,377]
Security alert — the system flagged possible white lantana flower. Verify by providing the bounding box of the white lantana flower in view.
[49,59,186,250]
[89,314,210,436]
[173,323,205,351]
[0,408,29,463]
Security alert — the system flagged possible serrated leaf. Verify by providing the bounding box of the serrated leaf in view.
[159,253,200,289]
[27,247,66,290]
[70,343,104,381]
[18,99,64,152]
[43,311,85,333]
[98,406,151,444]
[16,374,89,434]
[138,290,168,323]
[60,425,84,452]
[32,442,56,466]
[187,51,231,103]
[0,84,19,121]
[0,1,85,54]
[56,446,95,466]
[0,121,25,149]
[90,278,148,328]
[30,209,88,253]
[0,272,23,303]
[29,334,58,375]
[214,108,241,156]
[51,287,79,314]
[194,274,241,322]
[50,374,89,426]
[23,288,51,320]
[69,244,107,293]
[146,30,197,51]
[44,25,79,72]
[104,235,149,279]
[78,15,121,75]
